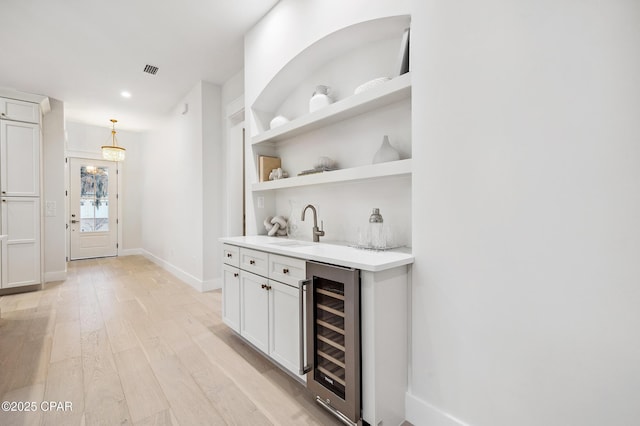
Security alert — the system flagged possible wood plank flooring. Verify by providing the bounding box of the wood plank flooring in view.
[0,255,341,426]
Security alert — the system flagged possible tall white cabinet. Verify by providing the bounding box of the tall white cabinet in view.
[0,96,42,290]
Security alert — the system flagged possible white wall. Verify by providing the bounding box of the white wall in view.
[139,81,223,291]
[65,121,143,253]
[409,1,640,425]
[42,98,66,281]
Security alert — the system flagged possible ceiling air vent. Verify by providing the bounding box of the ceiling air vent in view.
[143,64,159,75]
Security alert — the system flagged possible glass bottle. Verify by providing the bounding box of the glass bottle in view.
[368,208,385,249]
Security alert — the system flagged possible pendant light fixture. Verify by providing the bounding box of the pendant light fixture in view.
[101,119,126,161]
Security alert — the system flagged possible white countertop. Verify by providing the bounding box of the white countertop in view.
[220,235,414,272]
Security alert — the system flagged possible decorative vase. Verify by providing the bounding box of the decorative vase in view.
[269,115,289,129]
[309,85,333,112]
[372,135,400,164]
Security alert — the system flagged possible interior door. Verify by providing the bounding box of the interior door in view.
[69,158,118,260]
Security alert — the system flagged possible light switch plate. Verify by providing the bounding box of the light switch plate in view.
[45,201,56,217]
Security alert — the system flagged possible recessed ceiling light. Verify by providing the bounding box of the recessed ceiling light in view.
[121,91,131,98]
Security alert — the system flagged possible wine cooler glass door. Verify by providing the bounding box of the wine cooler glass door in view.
[305,261,360,425]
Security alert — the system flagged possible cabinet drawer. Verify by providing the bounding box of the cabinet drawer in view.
[239,247,268,277]
[269,253,306,287]
[222,244,239,267]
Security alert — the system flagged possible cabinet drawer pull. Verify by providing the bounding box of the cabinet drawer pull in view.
[266,285,272,291]
[282,268,289,274]
[233,273,239,277]
[226,253,232,258]
[261,284,266,289]
[249,259,255,265]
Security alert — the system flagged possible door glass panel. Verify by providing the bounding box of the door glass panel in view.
[80,166,109,233]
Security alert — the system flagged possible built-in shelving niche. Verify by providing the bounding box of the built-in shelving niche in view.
[248,14,413,247]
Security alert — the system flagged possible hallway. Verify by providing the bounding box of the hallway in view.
[0,256,339,425]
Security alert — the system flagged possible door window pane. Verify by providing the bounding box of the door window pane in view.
[80,166,109,232]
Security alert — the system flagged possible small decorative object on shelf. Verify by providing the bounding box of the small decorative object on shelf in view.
[259,155,281,182]
[396,27,410,76]
[315,156,335,169]
[309,85,333,112]
[269,115,289,129]
[269,167,289,180]
[297,156,338,176]
[264,216,289,236]
[354,77,391,95]
[373,135,400,164]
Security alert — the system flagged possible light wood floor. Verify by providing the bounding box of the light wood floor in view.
[0,255,341,426]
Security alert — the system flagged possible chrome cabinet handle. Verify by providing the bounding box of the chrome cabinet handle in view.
[299,279,311,375]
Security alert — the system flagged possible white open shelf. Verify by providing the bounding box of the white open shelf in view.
[252,158,412,191]
[252,73,411,146]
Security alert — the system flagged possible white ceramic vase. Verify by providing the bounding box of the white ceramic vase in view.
[372,135,400,164]
[309,85,332,112]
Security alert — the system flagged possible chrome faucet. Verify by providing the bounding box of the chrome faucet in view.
[301,204,325,242]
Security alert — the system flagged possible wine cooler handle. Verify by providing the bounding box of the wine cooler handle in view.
[299,279,312,375]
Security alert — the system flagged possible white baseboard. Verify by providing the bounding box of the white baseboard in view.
[44,270,67,283]
[406,392,470,426]
[203,277,221,292]
[119,248,143,256]
[140,249,205,292]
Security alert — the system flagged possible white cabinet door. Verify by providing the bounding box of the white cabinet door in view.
[222,264,241,332]
[1,120,40,197]
[1,197,40,288]
[269,279,304,379]
[0,98,40,124]
[240,270,269,353]
[0,235,6,288]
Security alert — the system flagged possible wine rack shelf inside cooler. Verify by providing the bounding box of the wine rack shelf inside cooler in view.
[314,280,347,398]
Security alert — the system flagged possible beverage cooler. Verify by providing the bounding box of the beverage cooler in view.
[302,261,361,425]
